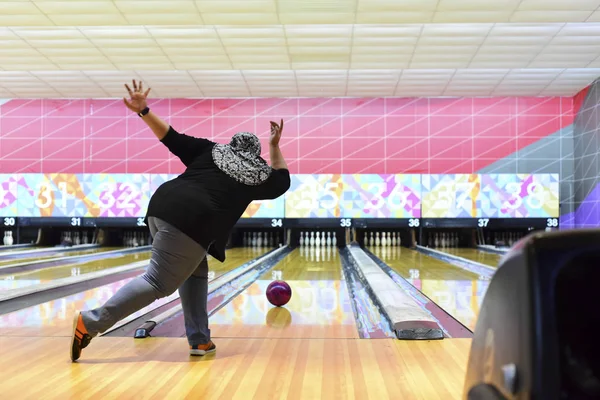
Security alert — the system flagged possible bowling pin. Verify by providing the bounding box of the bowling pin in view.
[321,232,326,247]
[375,232,381,247]
[2,232,7,246]
[332,232,337,247]
[299,232,304,247]
[364,231,370,246]
[309,232,315,247]
[315,231,321,247]
[391,232,397,246]
[326,231,332,247]
[381,232,387,247]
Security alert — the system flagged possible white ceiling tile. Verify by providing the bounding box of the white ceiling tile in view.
[0,2,43,14]
[469,60,536,68]
[558,23,600,35]
[358,0,437,12]
[286,25,352,38]
[421,23,493,36]
[115,1,197,14]
[195,1,276,13]
[79,27,149,38]
[39,48,103,57]
[0,47,42,57]
[0,6,595,98]
[417,35,485,45]
[36,1,121,14]
[0,28,18,40]
[588,56,600,66]
[49,14,129,25]
[357,12,434,24]
[91,39,159,48]
[352,61,411,68]
[353,37,419,46]
[437,0,520,11]
[231,61,291,69]
[125,13,204,25]
[550,36,600,45]
[489,23,564,36]
[477,45,546,55]
[414,45,480,55]
[148,27,218,39]
[534,52,598,62]
[410,61,471,68]
[432,11,513,23]
[517,0,600,11]
[354,25,423,37]
[511,11,593,22]
[528,60,592,67]
[0,14,52,25]
[588,11,600,21]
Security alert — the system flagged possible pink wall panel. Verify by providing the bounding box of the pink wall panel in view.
[0,97,573,174]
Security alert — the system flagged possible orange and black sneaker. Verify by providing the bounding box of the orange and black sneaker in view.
[190,341,216,356]
[70,312,93,362]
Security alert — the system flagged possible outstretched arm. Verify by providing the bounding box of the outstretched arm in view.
[123,79,212,166]
[123,80,169,140]
[269,119,288,170]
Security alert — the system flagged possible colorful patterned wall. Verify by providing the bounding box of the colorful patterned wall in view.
[0,172,559,219]
[0,97,574,177]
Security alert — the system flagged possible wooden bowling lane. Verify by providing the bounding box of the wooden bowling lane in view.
[0,251,151,292]
[0,336,471,399]
[0,246,121,267]
[437,247,501,267]
[209,247,360,339]
[0,248,265,337]
[370,247,489,331]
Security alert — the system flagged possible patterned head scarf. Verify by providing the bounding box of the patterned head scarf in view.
[212,132,272,186]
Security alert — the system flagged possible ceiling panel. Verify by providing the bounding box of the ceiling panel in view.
[0,1,598,97]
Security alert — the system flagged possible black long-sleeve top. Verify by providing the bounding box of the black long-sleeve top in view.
[145,126,290,262]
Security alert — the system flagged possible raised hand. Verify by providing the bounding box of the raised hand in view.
[269,119,284,147]
[123,79,151,113]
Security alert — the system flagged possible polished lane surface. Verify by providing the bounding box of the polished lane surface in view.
[0,251,152,292]
[0,246,121,268]
[436,247,501,267]
[209,246,359,339]
[370,246,490,331]
[0,248,269,337]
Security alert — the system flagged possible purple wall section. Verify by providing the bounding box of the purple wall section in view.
[562,78,600,229]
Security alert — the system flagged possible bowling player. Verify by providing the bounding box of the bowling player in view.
[70,80,291,361]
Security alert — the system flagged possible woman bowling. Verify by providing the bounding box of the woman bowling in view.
[70,80,290,361]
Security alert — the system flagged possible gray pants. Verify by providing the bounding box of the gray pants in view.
[82,217,211,346]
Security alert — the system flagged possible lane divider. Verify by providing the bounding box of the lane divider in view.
[348,245,444,340]
[0,244,100,260]
[0,260,149,304]
[0,246,151,274]
[363,248,473,339]
[477,244,509,255]
[416,245,495,278]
